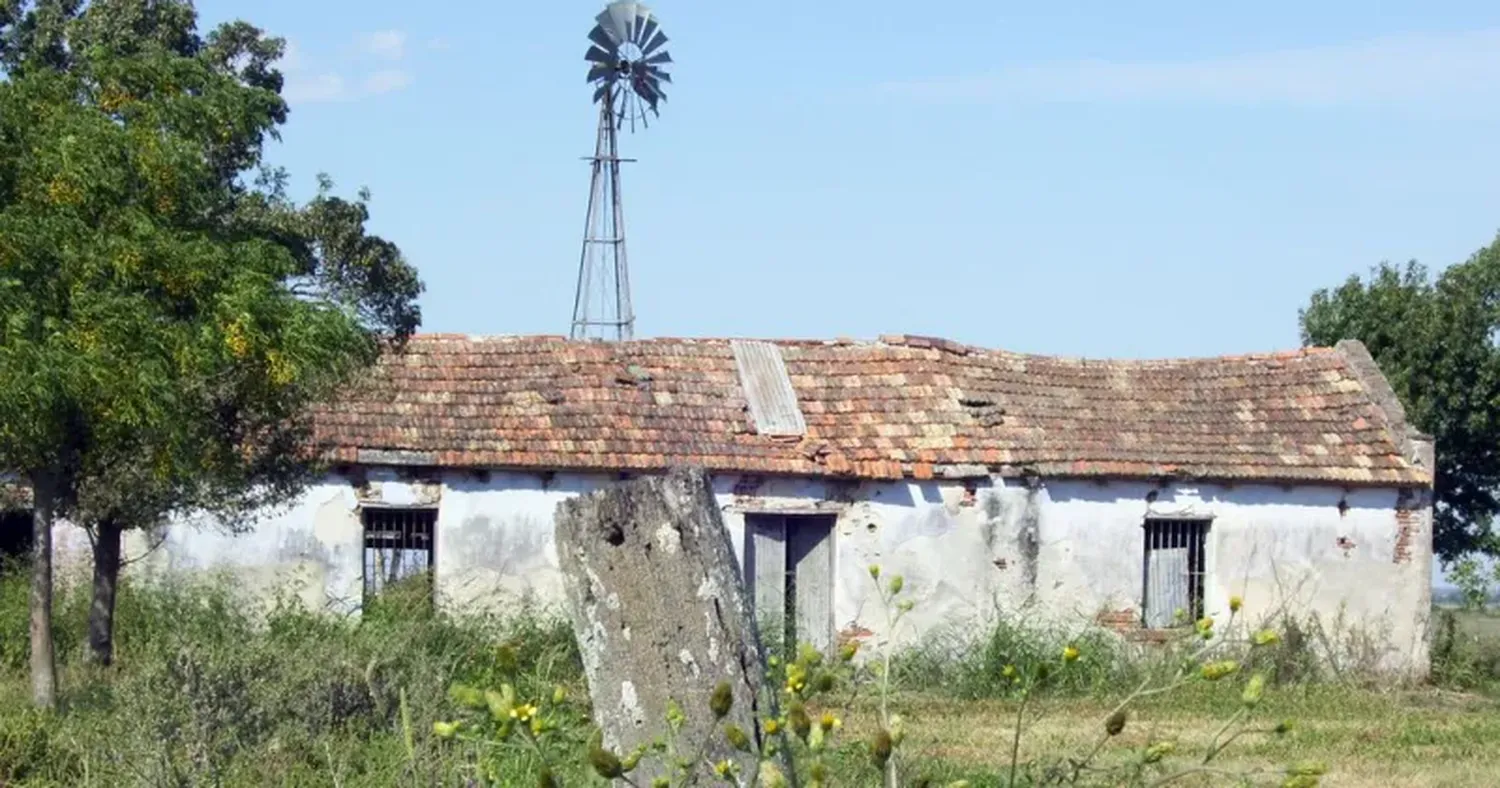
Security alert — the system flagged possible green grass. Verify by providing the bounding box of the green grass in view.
[2,563,1500,786]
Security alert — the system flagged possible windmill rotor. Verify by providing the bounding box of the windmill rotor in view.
[572,2,672,342]
[585,1,672,131]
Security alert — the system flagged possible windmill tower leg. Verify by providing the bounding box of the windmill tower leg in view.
[571,94,635,341]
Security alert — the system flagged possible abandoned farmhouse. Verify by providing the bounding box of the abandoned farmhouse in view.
[27,333,1436,674]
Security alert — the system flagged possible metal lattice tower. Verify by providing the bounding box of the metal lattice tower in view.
[570,1,672,341]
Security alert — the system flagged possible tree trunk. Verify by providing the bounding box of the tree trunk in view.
[29,479,57,709]
[554,467,789,784]
[88,518,122,667]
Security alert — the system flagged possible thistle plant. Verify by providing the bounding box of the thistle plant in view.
[430,643,594,786]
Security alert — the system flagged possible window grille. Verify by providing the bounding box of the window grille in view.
[362,507,436,598]
[1142,518,1209,629]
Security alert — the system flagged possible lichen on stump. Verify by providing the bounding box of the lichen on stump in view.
[554,467,786,783]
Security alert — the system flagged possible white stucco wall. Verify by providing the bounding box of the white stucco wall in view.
[70,466,1432,676]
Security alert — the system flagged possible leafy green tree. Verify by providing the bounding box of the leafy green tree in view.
[0,0,421,701]
[1300,236,1500,563]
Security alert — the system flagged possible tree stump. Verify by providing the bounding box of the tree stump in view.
[555,467,785,784]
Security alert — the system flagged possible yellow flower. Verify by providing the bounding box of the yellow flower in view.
[1062,645,1080,663]
[762,718,780,735]
[1002,664,1016,677]
[509,703,538,721]
[1229,595,1243,613]
[713,759,735,778]
[819,712,842,732]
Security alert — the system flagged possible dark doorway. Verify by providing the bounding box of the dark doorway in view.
[1,510,34,569]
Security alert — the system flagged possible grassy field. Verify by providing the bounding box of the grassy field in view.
[850,685,1500,786]
[0,568,1498,786]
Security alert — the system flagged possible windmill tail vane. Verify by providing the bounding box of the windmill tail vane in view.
[571,2,672,342]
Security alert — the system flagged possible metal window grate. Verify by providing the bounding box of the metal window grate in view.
[362,507,437,598]
[1142,518,1209,629]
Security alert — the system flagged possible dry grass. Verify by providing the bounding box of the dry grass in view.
[831,684,1500,786]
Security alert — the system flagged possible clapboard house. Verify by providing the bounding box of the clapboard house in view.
[38,334,1436,674]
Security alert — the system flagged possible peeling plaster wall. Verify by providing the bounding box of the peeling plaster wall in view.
[85,467,1432,676]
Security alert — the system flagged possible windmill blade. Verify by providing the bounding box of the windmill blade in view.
[585,45,615,65]
[587,26,618,55]
[634,15,658,49]
[638,77,667,106]
[642,29,668,56]
[593,83,613,104]
[594,9,623,43]
[607,2,638,45]
[644,50,672,65]
[587,63,614,83]
[645,66,671,84]
[637,81,660,113]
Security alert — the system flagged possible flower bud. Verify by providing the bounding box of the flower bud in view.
[1242,674,1266,708]
[710,680,734,719]
[870,729,894,768]
[1229,595,1243,613]
[888,575,905,595]
[1104,709,1127,736]
[725,724,751,752]
[589,742,624,779]
[1200,660,1240,681]
[1143,741,1175,764]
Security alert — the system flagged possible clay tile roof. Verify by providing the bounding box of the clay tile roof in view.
[313,334,1433,487]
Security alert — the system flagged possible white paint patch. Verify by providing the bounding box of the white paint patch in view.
[704,610,721,664]
[605,592,621,610]
[619,680,645,729]
[677,648,701,678]
[655,522,682,555]
[696,576,720,600]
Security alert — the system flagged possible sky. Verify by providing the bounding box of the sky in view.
[191,0,1500,360]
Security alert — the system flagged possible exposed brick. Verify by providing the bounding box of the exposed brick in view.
[1393,508,1416,564]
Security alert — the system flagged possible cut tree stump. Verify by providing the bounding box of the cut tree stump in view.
[555,467,788,784]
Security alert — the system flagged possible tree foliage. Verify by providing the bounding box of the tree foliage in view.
[1300,236,1500,562]
[0,0,423,688]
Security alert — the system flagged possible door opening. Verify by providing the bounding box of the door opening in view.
[744,513,835,656]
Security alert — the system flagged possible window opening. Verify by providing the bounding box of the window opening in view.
[1142,518,1209,628]
[362,507,436,599]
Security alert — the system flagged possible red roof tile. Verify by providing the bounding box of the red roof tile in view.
[314,335,1433,486]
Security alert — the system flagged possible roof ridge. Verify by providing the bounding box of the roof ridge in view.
[399,332,1338,365]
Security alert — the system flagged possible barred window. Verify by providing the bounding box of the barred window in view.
[362,507,436,598]
[1142,518,1209,629]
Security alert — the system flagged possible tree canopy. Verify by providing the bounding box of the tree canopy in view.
[0,0,423,698]
[1301,235,1500,563]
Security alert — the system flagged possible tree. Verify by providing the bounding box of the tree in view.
[0,0,422,699]
[1300,236,1500,563]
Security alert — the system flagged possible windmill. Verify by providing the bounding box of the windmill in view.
[570,1,673,341]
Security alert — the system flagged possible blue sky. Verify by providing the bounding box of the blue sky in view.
[193,0,1500,360]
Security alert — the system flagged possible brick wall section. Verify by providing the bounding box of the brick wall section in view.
[1393,508,1415,564]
